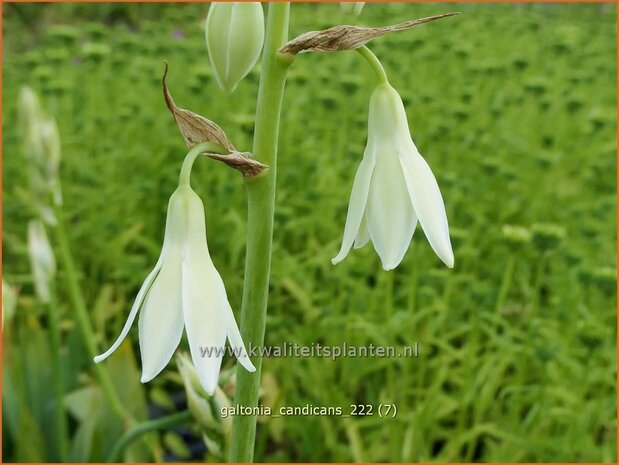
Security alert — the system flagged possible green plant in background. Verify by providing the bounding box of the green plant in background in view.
[6,84,153,462]
[2,2,617,463]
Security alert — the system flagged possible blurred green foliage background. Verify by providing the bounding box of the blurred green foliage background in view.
[2,2,617,462]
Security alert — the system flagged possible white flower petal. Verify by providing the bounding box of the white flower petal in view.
[224,304,256,373]
[399,150,454,268]
[354,212,371,249]
[139,189,188,382]
[182,190,227,395]
[366,152,417,270]
[183,259,226,395]
[332,156,376,265]
[94,257,162,364]
[138,258,184,383]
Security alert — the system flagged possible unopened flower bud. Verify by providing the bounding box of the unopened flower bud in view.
[27,220,56,303]
[205,3,265,93]
[340,2,365,16]
[18,86,44,159]
[177,353,217,429]
[39,118,63,205]
[18,87,63,221]
[2,279,17,328]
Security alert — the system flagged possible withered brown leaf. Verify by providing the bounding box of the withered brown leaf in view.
[279,12,460,55]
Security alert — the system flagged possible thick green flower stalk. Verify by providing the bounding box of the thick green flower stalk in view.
[227,3,292,462]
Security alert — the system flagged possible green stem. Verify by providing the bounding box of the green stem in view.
[179,142,227,186]
[495,255,516,313]
[356,46,389,84]
[531,252,547,314]
[107,410,191,462]
[382,271,396,455]
[46,286,69,461]
[229,3,291,462]
[52,203,132,423]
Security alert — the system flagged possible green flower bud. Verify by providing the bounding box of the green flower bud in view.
[205,2,265,93]
[340,2,365,16]
[18,87,63,221]
[27,220,56,303]
[177,352,217,429]
[18,86,44,157]
[2,279,17,328]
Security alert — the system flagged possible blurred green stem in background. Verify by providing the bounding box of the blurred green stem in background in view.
[531,253,548,314]
[107,410,192,462]
[45,283,69,461]
[52,202,134,425]
[357,45,389,84]
[495,255,516,313]
[229,3,292,462]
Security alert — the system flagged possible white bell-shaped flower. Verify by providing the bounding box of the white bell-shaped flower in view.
[94,185,255,394]
[332,83,454,270]
[205,2,265,93]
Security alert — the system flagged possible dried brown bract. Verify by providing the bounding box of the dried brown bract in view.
[162,64,267,177]
[279,12,460,55]
[163,63,236,151]
[204,151,267,178]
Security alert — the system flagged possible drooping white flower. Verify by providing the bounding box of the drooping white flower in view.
[332,83,454,270]
[94,185,255,394]
[205,2,265,93]
[27,220,56,303]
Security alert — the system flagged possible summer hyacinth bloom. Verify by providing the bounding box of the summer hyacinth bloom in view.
[94,185,255,394]
[332,83,454,270]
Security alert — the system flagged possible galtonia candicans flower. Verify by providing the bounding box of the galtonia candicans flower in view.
[205,2,265,93]
[332,83,454,270]
[94,185,255,394]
